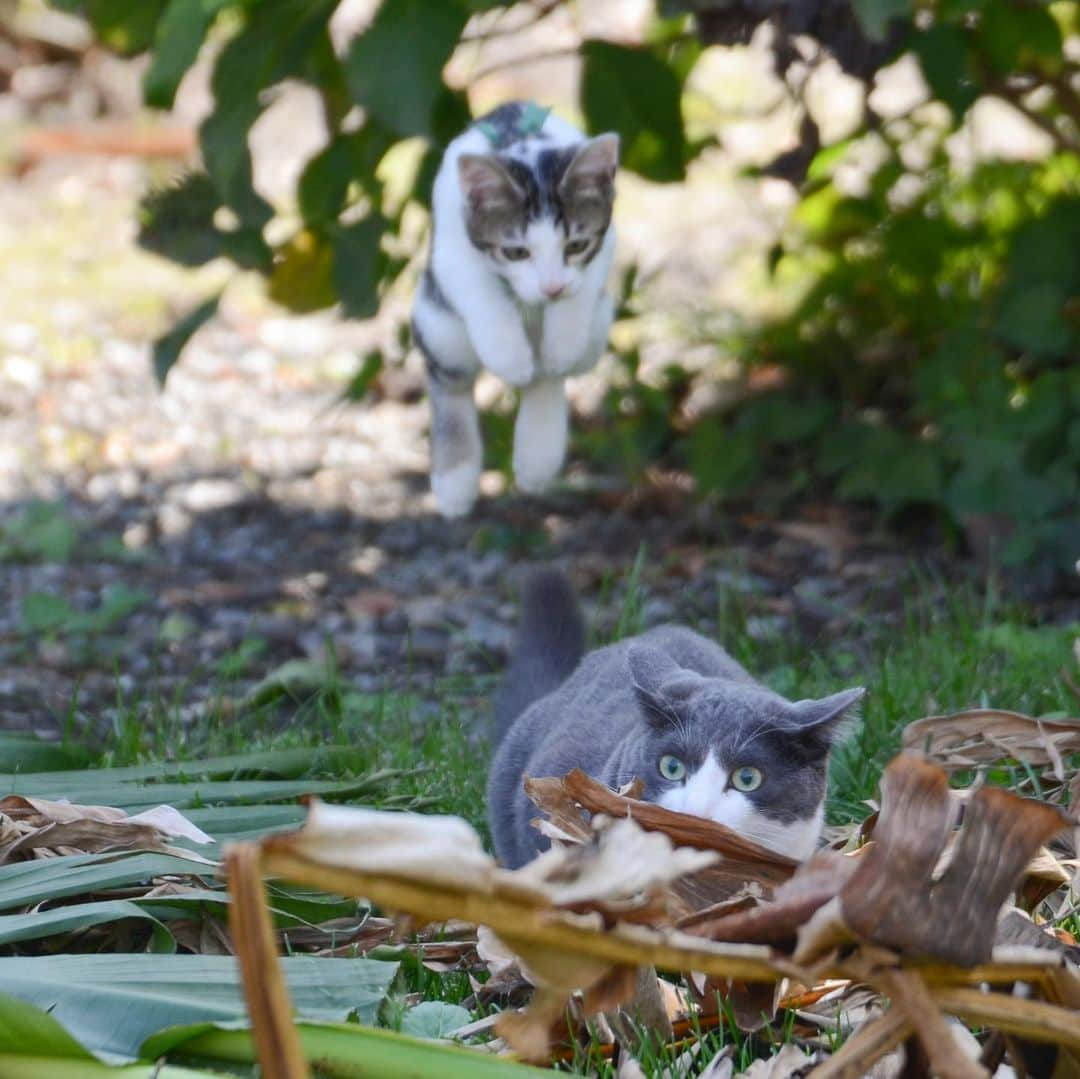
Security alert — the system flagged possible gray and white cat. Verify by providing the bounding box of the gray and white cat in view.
[412,103,619,517]
[487,571,865,869]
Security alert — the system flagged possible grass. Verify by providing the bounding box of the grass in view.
[16,566,1077,1077]
[68,562,1077,838]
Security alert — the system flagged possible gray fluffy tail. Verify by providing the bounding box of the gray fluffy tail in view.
[493,569,586,742]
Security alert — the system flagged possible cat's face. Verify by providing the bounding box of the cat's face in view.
[457,135,618,305]
[626,646,865,861]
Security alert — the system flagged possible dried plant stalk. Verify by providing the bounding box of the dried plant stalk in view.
[875,970,988,1079]
[807,1009,911,1079]
[929,987,1080,1052]
[225,843,311,1079]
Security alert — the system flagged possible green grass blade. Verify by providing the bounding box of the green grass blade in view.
[146,1019,558,1077]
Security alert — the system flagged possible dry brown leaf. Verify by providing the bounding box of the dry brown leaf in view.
[263,800,495,891]
[527,770,798,915]
[0,795,214,864]
[511,817,716,913]
[686,852,857,947]
[560,770,799,869]
[902,710,1080,785]
[739,1043,820,1077]
[840,755,1069,966]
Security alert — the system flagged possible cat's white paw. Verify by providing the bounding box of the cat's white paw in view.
[513,440,565,493]
[477,328,535,387]
[432,462,481,517]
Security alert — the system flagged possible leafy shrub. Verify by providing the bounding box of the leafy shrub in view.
[53,0,1079,570]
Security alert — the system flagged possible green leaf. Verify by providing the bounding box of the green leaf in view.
[581,40,686,182]
[343,351,384,401]
[0,500,79,562]
[153,295,220,384]
[345,0,469,137]
[978,0,1063,72]
[86,0,168,55]
[143,0,229,110]
[268,230,337,313]
[138,173,225,268]
[995,282,1070,356]
[0,852,216,913]
[145,1018,557,1077]
[0,996,222,1077]
[298,138,354,225]
[0,955,399,1063]
[851,0,912,40]
[245,657,339,706]
[0,902,175,953]
[21,592,76,635]
[687,424,759,496]
[913,24,981,118]
[0,734,93,773]
[401,1002,473,1040]
[332,216,387,319]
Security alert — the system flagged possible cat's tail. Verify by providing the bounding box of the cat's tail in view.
[493,568,586,742]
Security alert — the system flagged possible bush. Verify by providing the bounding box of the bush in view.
[53,0,1079,570]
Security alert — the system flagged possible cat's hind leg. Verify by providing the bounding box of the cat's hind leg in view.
[512,377,568,494]
[413,286,483,517]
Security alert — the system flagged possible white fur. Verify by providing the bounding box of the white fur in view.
[514,378,568,492]
[416,110,616,513]
[657,752,825,861]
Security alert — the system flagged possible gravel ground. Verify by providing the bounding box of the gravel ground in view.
[1,94,1074,744]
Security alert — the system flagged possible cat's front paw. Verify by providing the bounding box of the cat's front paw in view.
[432,461,481,518]
[477,329,535,388]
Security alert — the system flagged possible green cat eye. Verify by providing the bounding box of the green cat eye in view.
[501,245,530,261]
[730,766,763,792]
[564,238,590,257]
[658,754,686,782]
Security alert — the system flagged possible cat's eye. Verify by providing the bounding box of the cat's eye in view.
[501,245,530,261]
[730,766,763,792]
[658,754,686,782]
[564,238,589,257]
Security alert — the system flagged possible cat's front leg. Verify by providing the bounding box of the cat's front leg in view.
[540,286,613,377]
[513,378,568,493]
[468,316,536,387]
[456,280,535,387]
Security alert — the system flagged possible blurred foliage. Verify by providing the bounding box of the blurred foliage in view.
[54,0,1079,570]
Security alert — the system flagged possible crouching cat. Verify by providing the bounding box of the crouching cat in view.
[487,571,865,869]
[412,103,619,517]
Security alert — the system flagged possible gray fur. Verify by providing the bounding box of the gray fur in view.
[487,572,864,869]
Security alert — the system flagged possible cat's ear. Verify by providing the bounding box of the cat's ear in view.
[458,154,524,211]
[559,134,619,208]
[790,687,865,749]
[627,645,702,730]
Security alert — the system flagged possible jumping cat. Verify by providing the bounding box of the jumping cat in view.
[487,570,865,869]
[412,102,619,517]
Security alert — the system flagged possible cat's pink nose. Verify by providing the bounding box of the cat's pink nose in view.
[542,283,565,299]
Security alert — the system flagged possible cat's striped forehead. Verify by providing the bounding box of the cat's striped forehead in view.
[496,148,580,227]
